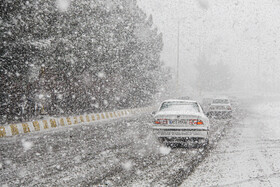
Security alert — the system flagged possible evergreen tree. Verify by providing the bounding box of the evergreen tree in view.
[0,0,167,123]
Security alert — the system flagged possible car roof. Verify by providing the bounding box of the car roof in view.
[211,103,231,106]
[161,99,197,103]
[213,97,229,100]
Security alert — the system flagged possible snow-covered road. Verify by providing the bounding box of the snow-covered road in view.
[0,100,243,186]
[181,99,280,187]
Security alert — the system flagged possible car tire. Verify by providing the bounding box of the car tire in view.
[203,139,209,147]
[158,137,165,144]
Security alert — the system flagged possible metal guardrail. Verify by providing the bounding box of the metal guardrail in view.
[0,107,153,138]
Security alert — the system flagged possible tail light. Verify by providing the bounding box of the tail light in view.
[154,120,161,124]
[192,119,204,125]
[195,120,204,125]
[189,119,204,125]
[154,119,168,124]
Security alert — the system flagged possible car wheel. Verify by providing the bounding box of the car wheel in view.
[158,137,165,144]
[202,139,209,147]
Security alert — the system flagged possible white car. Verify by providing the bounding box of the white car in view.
[207,97,232,119]
[151,99,210,146]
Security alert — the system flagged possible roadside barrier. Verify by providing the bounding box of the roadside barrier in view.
[0,107,153,138]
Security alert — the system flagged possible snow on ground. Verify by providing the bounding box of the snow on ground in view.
[251,101,280,136]
[181,99,280,187]
[0,99,243,186]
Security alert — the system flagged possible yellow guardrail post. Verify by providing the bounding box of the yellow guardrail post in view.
[33,121,40,131]
[0,126,6,137]
[0,106,153,138]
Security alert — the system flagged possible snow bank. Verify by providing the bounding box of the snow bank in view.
[249,101,280,138]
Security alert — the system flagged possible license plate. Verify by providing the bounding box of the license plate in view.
[157,130,207,137]
[160,131,200,136]
[169,119,189,124]
[161,131,190,136]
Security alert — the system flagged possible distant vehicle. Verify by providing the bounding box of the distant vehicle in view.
[202,97,212,105]
[207,97,232,119]
[178,96,191,100]
[151,99,210,147]
[201,97,213,111]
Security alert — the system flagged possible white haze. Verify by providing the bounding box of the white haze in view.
[137,0,280,95]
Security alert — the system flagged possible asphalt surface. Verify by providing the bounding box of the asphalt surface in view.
[0,102,244,187]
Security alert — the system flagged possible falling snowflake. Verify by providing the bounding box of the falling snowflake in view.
[56,164,62,170]
[97,72,106,78]
[57,94,63,100]
[56,0,70,12]
[18,168,27,177]
[159,146,171,155]
[21,139,34,151]
[4,160,12,165]
[104,100,108,105]
[74,155,81,163]
[122,160,133,171]
[38,94,45,99]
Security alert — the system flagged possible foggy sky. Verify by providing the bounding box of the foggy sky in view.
[137,0,280,93]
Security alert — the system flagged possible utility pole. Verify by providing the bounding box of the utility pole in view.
[176,20,180,96]
[176,17,189,96]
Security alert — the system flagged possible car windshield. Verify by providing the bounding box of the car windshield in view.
[159,102,199,113]
[212,99,229,104]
